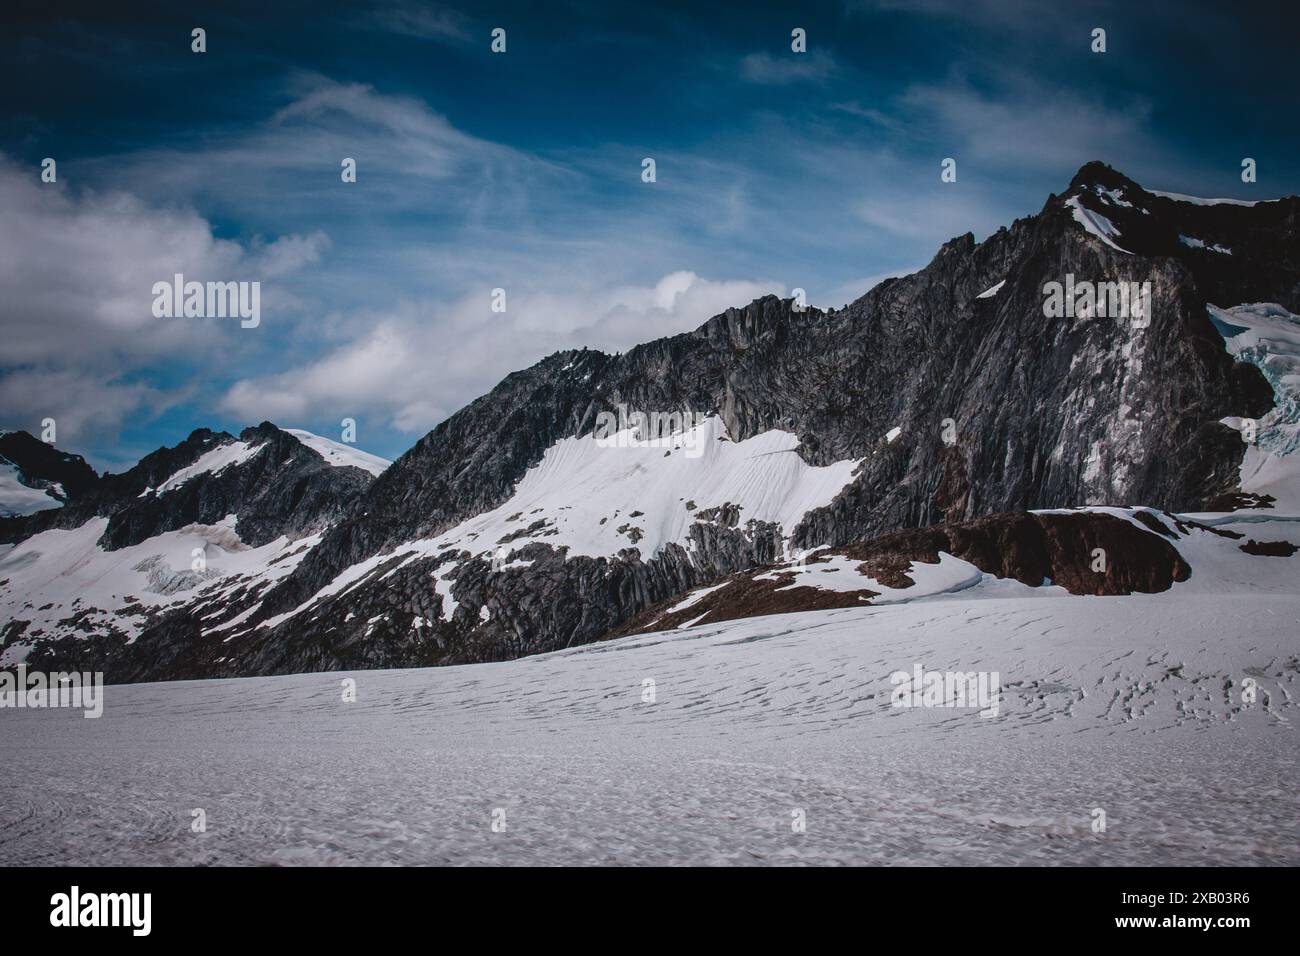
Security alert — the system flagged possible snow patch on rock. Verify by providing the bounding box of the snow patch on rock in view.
[1065,196,1132,254]
[155,441,266,495]
[285,429,390,477]
[1210,303,1300,509]
[0,460,62,516]
[1147,189,1267,207]
[1179,234,1233,255]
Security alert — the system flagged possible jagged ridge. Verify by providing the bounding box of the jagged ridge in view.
[7,162,1300,681]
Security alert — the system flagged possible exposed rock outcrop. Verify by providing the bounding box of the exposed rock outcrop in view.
[7,162,1300,682]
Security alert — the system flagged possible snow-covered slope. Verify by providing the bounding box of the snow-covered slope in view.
[0,459,62,516]
[1146,189,1267,207]
[1059,170,1288,273]
[1065,193,1132,253]
[0,432,98,517]
[584,297,1300,642]
[260,416,860,630]
[0,516,320,666]
[136,429,389,496]
[434,416,857,560]
[1210,303,1300,509]
[3,582,1296,865]
[284,429,391,477]
[0,423,378,668]
[7,163,1300,682]
[615,505,1299,635]
[150,440,265,496]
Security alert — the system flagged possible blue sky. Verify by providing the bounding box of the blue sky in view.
[2,0,1299,470]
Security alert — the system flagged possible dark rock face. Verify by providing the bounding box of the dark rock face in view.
[1065,161,1300,309]
[87,515,788,681]
[249,164,1289,643]
[101,423,375,550]
[841,510,1192,595]
[610,510,1194,635]
[2,427,221,544]
[1239,538,1298,557]
[7,423,381,680]
[10,162,1300,682]
[0,423,374,549]
[0,430,99,506]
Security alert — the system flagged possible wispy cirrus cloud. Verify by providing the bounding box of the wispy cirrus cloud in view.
[847,0,1060,27]
[89,75,563,225]
[829,101,904,131]
[740,50,837,85]
[219,271,784,434]
[364,1,472,41]
[898,75,1164,177]
[2,74,798,459]
[6,1,1294,467]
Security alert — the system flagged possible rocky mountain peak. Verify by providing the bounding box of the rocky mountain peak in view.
[1066,160,1137,194]
[0,421,378,551]
[0,429,100,503]
[7,162,1300,683]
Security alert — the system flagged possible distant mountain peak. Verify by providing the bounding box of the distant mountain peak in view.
[1067,160,1137,193]
[0,430,100,517]
[283,428,391,477]
[8,165,1300,683]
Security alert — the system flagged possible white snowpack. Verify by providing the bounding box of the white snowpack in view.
[153,441,266,496]
[1210,303,1300,510]
[1095,186,1136,209]
[262,416,862,630]
[1146,189,1267,207]
[0,460,61,517]
[285,429,391,477]
[4,578,1298,864]
[1064,195,1132,254]
[679,502,1300,622]
[1178,234,1233,255]
[975,279,1006,299]
[754,549,1050,605]
[0,516,321,663]
[4,353,1300,862]
[663,580,730,615]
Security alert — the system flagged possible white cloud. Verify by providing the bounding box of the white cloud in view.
[0,155,325,449]
[740,50,837,85]
[6,70,1061,461]
[219,272,783,435]
[251,232,330,278]
[829,101,904,131]
[0,368,161,457]
[4,80,799,456]
[90,76,567,226]
[898,76,1163,176]
[365,2,471,41]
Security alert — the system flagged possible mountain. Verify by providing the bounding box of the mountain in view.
[604,506,1295,637]
[3,161,1299,681]
[1,423,383,548]
[0,430,99,517]
[0,423,388,669]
